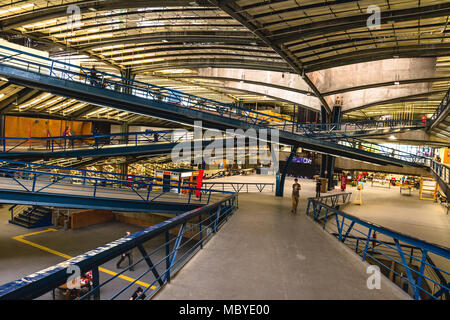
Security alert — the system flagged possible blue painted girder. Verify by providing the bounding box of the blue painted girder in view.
[0,189,202,213]
[0,139,232,159]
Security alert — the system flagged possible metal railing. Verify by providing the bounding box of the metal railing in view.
[0,159,233,207]
[0,130,186,153]
[302,119,428,137]
[307,192,352,209]
[428,160,450,185]
[0,193,238,300]
[429,87,450,126]
[327,135,430,166]
[306,198,450,300]
[201,182,274,193]
[333,233,449,300]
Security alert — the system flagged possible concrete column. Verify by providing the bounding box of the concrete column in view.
[119,163,128,177]
[92,267,100,300]
[326,106,342,190]
[0,114,4,137]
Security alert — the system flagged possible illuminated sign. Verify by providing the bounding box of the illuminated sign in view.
[287,156,312,164]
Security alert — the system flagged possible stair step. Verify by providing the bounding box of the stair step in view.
[34,207,52,214]
[11,217,32,226]
[17,213,42,222]
[9,219,31,228]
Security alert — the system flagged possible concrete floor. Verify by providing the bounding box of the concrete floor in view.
[155,193,408,300]
[0,176,227,206]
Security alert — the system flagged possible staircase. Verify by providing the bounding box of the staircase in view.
[9,205,53,229]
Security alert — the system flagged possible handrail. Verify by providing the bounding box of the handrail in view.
[327,134,431,165]
[428,159,450,185]
[0,192,238,300]
[333,232,449,300]
[201,182,274,193]
[0,130,184,153]
[306,198,450,300]
[429,86,450,126]
[0,159,235,210]
[0,158,186,187]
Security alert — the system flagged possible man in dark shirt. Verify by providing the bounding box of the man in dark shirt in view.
[116,231,134,271]
[292,178,301,214]
[130,287,146,300]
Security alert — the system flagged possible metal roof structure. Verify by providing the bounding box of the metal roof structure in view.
[0,0,448,128]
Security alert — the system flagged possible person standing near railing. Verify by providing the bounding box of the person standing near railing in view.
[46,128,51,150]
[62,126,68,149]
[92,127,99,148]
[68,126,74,149]
[89,66,100,87]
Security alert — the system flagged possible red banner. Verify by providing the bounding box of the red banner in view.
[195,169,204,197]
[341,175,347,191]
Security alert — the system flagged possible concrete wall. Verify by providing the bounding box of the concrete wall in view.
[70,209,115,229]
[116,212,201,240]
[5,115,91,138]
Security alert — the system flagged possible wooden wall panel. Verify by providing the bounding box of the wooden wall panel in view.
[5,116,92,138]
[71,209,115,229]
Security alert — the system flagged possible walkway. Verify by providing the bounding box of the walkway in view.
[0,176,227,212]
[154,193,409,299]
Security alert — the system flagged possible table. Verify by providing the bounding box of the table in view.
[53,278,92,300]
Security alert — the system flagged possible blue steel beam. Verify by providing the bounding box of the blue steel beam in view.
[0,139,228,159]
[275,145,298,197]
[0,189,201,213]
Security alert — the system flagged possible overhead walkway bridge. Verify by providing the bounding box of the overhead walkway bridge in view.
[0,190,238,300]
[0,158,233,214]
[0,130,226,160]
[0,46,428,169]
[427,160,450,199]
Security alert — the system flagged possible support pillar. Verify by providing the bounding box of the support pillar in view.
[326,106,341,190]
[92,267,100,300]
[319,105,328,178]
[120,122,129,145]
[275,145,298,197]
[119,163,128,177]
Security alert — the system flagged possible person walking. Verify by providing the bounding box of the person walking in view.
[116,231,134,271]
[291,178,301,214]
[62,126,69,149]
[315,178,322,198]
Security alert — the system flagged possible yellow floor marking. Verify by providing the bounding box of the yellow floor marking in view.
[12,228,156,289]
